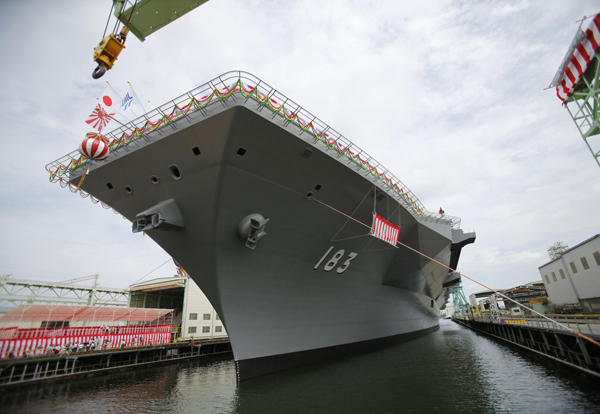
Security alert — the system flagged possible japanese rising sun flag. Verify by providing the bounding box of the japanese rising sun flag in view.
[85,104,114,132]
[85,86,124,132]
[371,213,400,247]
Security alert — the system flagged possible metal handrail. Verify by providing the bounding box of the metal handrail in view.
[45,70,462,229]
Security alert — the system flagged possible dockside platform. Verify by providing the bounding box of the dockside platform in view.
[0,338,232,387]
[453,316,600,379]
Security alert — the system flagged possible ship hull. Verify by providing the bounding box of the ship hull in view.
[74,100,460,381]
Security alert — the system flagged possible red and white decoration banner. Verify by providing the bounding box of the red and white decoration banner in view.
[557,15,600,102]
[0,325,171,358]
[371,213,400,247]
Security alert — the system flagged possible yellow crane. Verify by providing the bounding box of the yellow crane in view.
[92,0,209,79]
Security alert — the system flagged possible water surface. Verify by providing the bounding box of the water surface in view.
[2,319,599,413]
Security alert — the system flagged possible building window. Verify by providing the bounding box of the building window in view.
[552,272,557,282]
[189,313,197,320]
[41,321,69,329]
[545,275,550,284]
[559,269,566,280]
[188,326,197,334]
[202,326,210,333]
[215,326,222,333]
[203,313,211,320]
[570,262,578,273]
[581,257,590,270]
[216,314,220,321]
[594,251,600,266]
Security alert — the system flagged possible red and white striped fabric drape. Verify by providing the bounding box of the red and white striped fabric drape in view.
[371,213,400,246]
[0,325,171,358]
[557,15,600,102]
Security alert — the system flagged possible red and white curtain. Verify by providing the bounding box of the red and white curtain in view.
[371,213,400,246]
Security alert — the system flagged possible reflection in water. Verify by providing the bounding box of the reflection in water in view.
[1,320,599,413]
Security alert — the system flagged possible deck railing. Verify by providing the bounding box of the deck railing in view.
[46,71,461,228]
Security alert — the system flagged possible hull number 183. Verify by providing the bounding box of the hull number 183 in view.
[314,246,358,274]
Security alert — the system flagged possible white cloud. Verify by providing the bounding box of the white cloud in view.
[0,0,598,296]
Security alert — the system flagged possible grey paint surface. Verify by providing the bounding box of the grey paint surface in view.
[73,96,471,374]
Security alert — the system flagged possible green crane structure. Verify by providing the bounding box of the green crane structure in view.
[0,274,128,310]
[93,0,210,78]
[451,285,472,320]
[562,56,600,169]
[553,17,600,169]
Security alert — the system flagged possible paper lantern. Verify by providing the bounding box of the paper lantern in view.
[79,133,110,161]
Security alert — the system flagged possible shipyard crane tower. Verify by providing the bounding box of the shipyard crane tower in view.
[552,14,600,169]
[451,285,472,320]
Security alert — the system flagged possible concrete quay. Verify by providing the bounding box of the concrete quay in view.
[0,338,232,387]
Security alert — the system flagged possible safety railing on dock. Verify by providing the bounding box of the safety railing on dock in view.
[0,325,174,358]
[452,315,600,378]
[1,325,171,340]
[45,70,462,228]
[455,314,600,336]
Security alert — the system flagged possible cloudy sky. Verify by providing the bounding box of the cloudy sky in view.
[0,0,598,298]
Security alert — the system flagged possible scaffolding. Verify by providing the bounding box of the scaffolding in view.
[0,275,128,312]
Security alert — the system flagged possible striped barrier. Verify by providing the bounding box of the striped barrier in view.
[0,325,171,358]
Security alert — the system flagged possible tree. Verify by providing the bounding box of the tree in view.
[547,242,569,260]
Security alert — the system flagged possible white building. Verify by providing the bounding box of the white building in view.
[538,234,600,314]
[129,275,227,340]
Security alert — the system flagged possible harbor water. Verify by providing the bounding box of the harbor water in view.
[1,319,599,413]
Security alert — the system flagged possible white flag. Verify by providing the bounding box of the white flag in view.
[121,86,143,117]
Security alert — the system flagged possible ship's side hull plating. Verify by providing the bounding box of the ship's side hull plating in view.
[77,105,456,381]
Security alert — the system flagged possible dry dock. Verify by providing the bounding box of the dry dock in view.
[0,338,232,387]
[453,316,600,379]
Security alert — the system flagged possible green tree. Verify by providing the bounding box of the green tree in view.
[547,242,569,260]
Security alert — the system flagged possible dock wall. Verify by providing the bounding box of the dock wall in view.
[0,338,232,387]
[452,318,600,379]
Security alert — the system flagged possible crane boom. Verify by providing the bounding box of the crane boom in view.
[92,0,210,78]
[55,274,99,288]
[114,0,210,42]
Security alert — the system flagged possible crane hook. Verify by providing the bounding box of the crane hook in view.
[92,63,108,79]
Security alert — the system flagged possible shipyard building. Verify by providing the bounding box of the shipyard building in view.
[539,234,600,314]
[129,275,227,340]
[467,281,550,315]
[501,281,551,314]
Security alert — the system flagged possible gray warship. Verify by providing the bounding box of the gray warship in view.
[47,71,475,381]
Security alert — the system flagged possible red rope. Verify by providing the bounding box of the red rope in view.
[309,196,600,348]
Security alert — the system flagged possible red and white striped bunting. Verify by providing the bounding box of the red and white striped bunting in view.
[557,15,600,102]
[371,213,400,247]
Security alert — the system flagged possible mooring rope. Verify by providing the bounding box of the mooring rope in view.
[309,195,600,348]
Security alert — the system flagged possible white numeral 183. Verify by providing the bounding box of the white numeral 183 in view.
[314,246,358,274]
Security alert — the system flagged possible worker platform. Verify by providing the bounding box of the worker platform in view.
[0,338,232,387]
[453,315,600,379]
